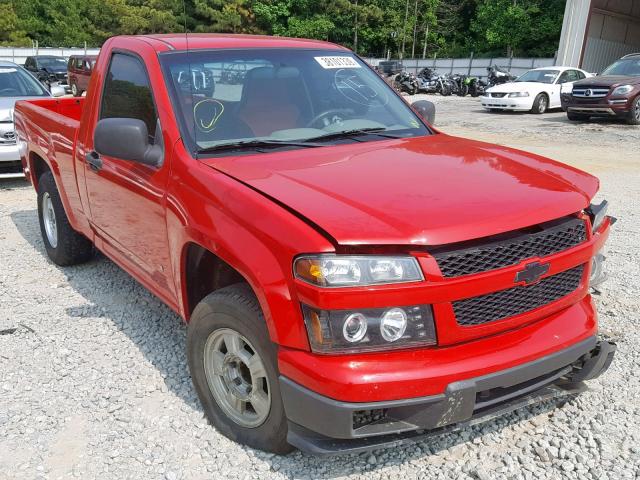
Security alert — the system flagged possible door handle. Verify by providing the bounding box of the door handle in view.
[85,150,103,171]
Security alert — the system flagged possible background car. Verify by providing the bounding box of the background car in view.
[561,53,640,125]
[67,54,97,97]
[480,66,592,114]
[24,55,70,93]
[0,60,63,177]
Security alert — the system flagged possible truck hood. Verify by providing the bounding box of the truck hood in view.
[202,134,598,246]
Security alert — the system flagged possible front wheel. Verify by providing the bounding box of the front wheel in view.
[530,93,548,114]
[187,284,293,454]
[626,96,640,125]
[37,171,93,266]
[71,83,82,97]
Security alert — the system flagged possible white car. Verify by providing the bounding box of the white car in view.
[0,60,64,178]
[480,67,593,114]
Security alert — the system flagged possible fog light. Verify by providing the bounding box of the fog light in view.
[380,308,407,342]
[342,313,368,343]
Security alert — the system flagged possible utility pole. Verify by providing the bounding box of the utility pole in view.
[353,0,359,54]
[411,0,419,59]
[400,0,410,59]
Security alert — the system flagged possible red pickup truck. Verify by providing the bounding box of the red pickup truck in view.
[14,34,615,455]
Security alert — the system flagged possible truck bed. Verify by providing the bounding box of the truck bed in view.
[14,97,87,227]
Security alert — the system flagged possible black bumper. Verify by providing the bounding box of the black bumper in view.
[280,337,616,455]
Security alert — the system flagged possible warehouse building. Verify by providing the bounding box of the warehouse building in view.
[557,0,640,72]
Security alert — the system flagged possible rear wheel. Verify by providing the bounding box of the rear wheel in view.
[187,284,292,454]
[37,171,93,266]
[71,83,80,97]
[626,96,640,125]
[530,93,548,114]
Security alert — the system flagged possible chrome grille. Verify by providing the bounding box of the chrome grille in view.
[453,265,585,327]
[572,88,609,98]
[490,92,507,98]
[433,217,587,278]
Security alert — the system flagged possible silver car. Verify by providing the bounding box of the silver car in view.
[0,60,64,178]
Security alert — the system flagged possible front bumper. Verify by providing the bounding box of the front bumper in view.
[563,96,632,117]
[0,144,24,178]
[282,337,615,454]
[480,95,533,111]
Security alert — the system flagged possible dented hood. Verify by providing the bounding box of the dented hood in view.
[202,134,598,246]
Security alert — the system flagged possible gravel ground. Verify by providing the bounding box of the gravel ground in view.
[1,96,639,479]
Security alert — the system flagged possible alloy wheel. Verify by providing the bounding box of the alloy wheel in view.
[203,328,271,428]
[42,192,58,248]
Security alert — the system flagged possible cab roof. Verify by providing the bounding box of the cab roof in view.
[136,33,347,52]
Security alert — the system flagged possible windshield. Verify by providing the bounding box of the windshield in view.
[38,57,67,68]
[516,69,560,84]
[601,58,640,77]
[160,49,429,155]
[0,66,49,97]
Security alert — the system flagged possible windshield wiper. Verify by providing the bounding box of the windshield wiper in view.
[304,127,404,143]
[196,139,323,155]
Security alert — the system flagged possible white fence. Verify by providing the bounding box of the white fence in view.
[0,47,555,80]
[365,56,556,78]
[0,47,101,65]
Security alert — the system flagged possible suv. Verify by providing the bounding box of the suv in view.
[67,55,97,96]
[562,53,640,125]
[24,55,70,92]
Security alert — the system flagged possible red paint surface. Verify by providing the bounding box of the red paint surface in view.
[13,34,609,403]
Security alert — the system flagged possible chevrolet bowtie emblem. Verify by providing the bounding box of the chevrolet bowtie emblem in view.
[515,261,550,285]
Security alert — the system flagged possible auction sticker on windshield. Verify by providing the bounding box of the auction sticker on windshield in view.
[314,56,361,69]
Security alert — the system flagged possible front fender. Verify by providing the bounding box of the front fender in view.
[167,152,334,350]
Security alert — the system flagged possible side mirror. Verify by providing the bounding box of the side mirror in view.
[50,85,66,97]
[411,100,436,125]
[94,118,163,167]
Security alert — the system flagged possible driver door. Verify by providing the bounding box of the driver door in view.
[82,51,175,303]
[554,70,579,107]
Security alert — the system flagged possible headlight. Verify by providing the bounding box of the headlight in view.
[294,255,423,287]
[508,92,530,97]
[302,304,436,353]
[586,200,609,232]
[611,85,633,96]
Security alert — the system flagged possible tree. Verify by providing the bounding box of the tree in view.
[0,1,31,46]
[471,0,564,57]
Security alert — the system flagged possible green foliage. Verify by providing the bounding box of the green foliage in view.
[2,0,564,58]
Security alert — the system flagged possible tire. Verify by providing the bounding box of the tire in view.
[457,85,469,97]
[626,96,640,125]
[71,83,81,97]
[187,284,293,454]
[567,111,590,122]
[441,85,451,96]
[530,93,549,114]
[37,171,93,266]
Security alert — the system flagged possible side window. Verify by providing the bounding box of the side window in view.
[575,70,586,80]
[100,53,157,140]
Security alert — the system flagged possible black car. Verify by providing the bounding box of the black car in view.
[24,55,70,92]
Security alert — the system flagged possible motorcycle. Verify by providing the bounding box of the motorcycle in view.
[434,74,455,96]
[393,70,419,95]
[486,65,516,87]
[415,67,439,94]
[463,76,486,97]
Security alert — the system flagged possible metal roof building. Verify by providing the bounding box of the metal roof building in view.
[557,0,640,73]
